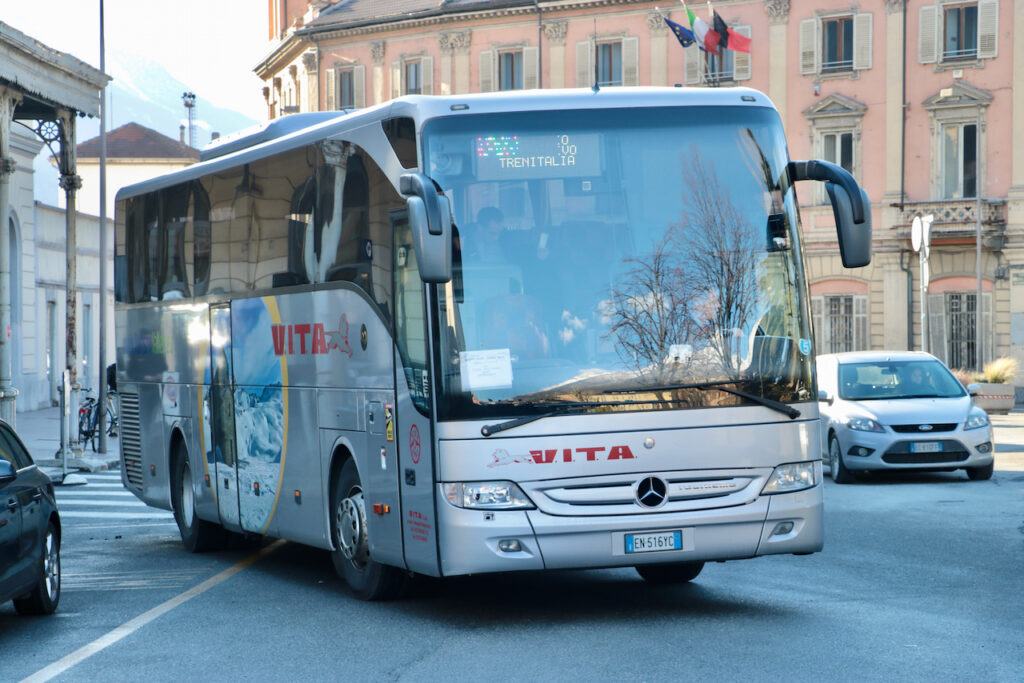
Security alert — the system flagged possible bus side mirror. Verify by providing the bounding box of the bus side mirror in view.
[826,182,872,268]
[789,160,872,268]
[400,172,452,283]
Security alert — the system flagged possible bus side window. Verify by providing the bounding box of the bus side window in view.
[192,181,212,297]
[322,143,397,323]
[160,184,191,300]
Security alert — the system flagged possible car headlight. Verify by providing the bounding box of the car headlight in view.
[442,481,535,510]
[846,416,885,433]
[964,408,990,431]
[762,461,819,495]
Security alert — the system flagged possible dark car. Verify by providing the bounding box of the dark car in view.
[1,420,61,615]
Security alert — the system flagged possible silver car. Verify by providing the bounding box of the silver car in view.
[816,351,994,483]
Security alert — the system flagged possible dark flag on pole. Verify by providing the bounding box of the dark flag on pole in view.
[664,17,697,49]
[712,12,752,53]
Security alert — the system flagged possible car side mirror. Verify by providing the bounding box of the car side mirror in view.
[401,172,452,284]
[818,389,833,405]
[967,383,980,397]
[0,459,16,484]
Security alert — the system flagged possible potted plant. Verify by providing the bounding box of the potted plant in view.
[968,357,1019,415]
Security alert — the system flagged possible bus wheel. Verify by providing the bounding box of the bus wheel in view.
[635,561,705,584]
[171,444,224,553]
[330,458,408,600]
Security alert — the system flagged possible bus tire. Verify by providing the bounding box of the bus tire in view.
[829,435,855,484]
[635,561,704,584]
[330,458,408,601]
[171,443,224,553]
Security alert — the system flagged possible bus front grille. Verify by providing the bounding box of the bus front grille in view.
[119,393,144,488]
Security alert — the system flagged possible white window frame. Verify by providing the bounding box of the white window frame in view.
[941,121,979,200]
[390,56,433,100]
[800,13,872,77]
[480,47,539,92]
[927,290,992,368]
[803,94,866,205]
[923,82,990,201]
[575,36,639,88]
[919,0,998,65]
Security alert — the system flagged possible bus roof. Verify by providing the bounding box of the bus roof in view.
[115,86,776,202]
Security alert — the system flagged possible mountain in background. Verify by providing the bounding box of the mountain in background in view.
[33,48,259,206]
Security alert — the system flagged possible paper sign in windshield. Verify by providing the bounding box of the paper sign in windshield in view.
[461,348,513,391]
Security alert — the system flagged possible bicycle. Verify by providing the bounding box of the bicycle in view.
[78,389,119,452]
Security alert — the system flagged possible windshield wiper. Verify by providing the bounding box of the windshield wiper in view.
[480,398,675,437]
[601,380,801,420]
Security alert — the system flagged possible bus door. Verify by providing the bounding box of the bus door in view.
[209,304,241,530]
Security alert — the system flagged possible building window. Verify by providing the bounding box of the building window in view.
[597,42,622,86]
[946,292,977,369]
[812,294,867,354]
[498,51,524,90]
[339,69,354,108]
[821,17,854,72]
[943,4,978,60]
[707,49,735,83]
[800,14,872,76]
[942,122,977,199]
[823,132,854,174]
[404,59,421,95]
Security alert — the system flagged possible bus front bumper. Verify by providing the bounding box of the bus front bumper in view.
[436,484,823,576]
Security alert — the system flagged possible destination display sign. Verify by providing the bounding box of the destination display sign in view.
[474,133,601,180]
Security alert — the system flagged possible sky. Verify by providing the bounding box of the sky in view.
[2,0,269,122]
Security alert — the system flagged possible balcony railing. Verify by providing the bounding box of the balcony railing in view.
[895,198,1006,247]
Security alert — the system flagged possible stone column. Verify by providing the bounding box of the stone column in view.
[647,11,668,86]
[439,34,455,95]
[452,32,472,94]
[371,42,386,105]
[302,51,319,112]
[545,22,567,89]
[765,0,790,131]
[0,89,20,424]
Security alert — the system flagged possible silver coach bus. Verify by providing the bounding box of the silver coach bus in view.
[114,87,871,599]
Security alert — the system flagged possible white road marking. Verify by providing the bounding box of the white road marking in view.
[20,539,285,683]
[58,511,173,519]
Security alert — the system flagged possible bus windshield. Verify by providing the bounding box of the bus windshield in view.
[423,106,814,421]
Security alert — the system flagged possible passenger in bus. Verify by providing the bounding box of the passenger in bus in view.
[464,207,509,263]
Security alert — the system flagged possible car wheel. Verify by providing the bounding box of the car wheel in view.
[829,435,855,484]
[171,444,224,553]
[966,461,994,481]
[14,519,61,615]
[330,458,408,600]
[635,561,705,584]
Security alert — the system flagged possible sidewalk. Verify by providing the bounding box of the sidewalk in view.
[989,407,1024,471]
[16,405,122,480]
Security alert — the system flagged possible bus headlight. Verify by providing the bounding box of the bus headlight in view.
[761,462,819,495]
[442,481,535,510]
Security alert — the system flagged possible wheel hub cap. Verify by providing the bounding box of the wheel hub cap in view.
[337,491,369,566]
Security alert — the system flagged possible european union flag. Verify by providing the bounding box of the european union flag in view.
[664,17,696,48]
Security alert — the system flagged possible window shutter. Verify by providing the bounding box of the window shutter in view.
[576,40,593,87]
[977,0,999,59]
[918,6,938,64]
[927,293,947,363]
[353,65,365,108]
[421,56,434,95]
[982,291,993,365]
[854,294,868,350]
[732,26,752,81]
[523,46,539,89]
[479,50,494,92]
[799,19,818,75]
[684,44,701,84]
[324,68,336,110]
[853,13,873,70]
[811,296,824,352]
[622,37,639,86]
[391,60,402,100]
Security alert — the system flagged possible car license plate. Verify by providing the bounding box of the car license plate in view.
[625,530,683,554]
[910,441,942,453]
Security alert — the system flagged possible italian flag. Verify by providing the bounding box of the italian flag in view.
[685,5,721,56]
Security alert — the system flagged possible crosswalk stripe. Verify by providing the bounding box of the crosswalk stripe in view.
[58,500,152,508]
[59,511,173,519]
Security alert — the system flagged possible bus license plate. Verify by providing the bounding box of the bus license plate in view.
[910,441,942,453]
[625,530,683,554]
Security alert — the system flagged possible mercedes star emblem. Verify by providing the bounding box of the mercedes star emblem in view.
[635,476,668,508]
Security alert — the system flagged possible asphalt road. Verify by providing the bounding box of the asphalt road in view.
[2,456,1021,683]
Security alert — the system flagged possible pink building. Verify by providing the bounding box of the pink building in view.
[257,0,1024,399]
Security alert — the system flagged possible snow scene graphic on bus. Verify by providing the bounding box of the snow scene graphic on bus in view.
[424,106,814,420]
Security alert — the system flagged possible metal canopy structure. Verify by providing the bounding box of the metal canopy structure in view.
[0,20,109,427]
